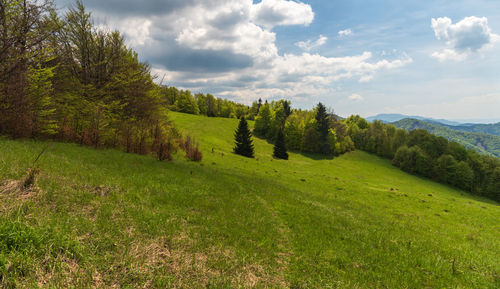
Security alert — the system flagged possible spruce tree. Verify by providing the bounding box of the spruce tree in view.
[315,102,331,154]
[273,128,288,160]
[234,117,254,158]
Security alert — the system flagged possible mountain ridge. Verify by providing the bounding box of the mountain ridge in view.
[392,118,500,157]
[367,113,500,126]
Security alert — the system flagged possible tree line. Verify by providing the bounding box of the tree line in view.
[0,0,200,161]
[165,93,356,158]
[160,87,257,120]
[232,101,499,202]
[345,116,500,202]
[1,1,497,201]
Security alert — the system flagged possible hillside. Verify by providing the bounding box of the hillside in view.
[0,112,499,288]
[367,114,463,126]
[393,118,500,157]
[442,122,500,136]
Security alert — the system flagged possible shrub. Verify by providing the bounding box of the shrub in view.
[182,136,203,162]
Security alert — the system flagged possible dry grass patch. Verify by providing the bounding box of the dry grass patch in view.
[122,233,288,288]
[0,178,40,212]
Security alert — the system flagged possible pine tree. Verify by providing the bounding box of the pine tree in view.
[315,102,331,154]
[273,128,288,160]
[234,116,254,158]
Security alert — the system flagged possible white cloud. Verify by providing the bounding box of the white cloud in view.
[78,0,411,104]
[295,35,328,51]
[250,0,314,29]
[431,16,499,61]
[348,94,364,101]
[431,49,467,62]
[381,93,500,120]
[338,29,352,37]
[112,18,152,47]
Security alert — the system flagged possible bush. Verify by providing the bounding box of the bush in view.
[182,136,203,162]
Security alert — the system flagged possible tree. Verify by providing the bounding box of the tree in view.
[174,91,199,114]
[301,126,320,153]
[434,154,458,184]
[195,93,207,115]
[254,102,271,137]
[453,161,473,191]
[282,100,291,117]
[0,0,57,138]
[273,128,288,160]
[315,102,331,154]
[392,146,414,173]
[206,93,217,117]
[284,115,303,151]
[233,116,254,158]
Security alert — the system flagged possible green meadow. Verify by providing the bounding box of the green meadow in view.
[0,111,498,288]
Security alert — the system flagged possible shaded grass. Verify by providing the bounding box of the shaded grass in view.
[0,112,498,288]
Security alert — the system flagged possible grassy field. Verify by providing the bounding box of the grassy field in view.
[0,111,498,288]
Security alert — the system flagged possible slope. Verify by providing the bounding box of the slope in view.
[442,122,500,136]
[393,118,500,157]
[367,113,462,126]
[0,112,498,288]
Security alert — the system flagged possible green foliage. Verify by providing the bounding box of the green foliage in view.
[253,102,272,137]
[438,121,500,136]
[349,116,500,202]
[315,102,331,154]
[206,93,218,117]
[0,0,186,161]
[28,63,58,136]
[273,129,288,160]
[2,114,499,287]
[393,118,500,157]
[174,91,199,115]
[233,117,254,158]
[284,115,303,151]
[301,126,320,153]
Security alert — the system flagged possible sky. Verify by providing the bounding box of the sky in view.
[55,0,500,122]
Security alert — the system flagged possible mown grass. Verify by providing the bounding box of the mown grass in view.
[0,112,498,288]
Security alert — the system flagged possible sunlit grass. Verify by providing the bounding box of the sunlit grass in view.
[0,112,498,288]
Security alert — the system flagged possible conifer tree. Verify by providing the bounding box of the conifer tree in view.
[234,116,254,158]
[273,128,288,160]
[315,102,331,154]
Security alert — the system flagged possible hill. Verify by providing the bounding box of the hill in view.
[367,114,463,126]
[393,118,500,157]
[0,112,499,288]
[441,122,500,136]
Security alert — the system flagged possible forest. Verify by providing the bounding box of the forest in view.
[170,97,500,202]
[0,0,498,202]
[0,0,200,161]
[393,118,500,157]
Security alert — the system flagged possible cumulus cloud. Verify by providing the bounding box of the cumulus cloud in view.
[338,29,352,37]
[431,49,467,62]
[57,0,411,103]
[431,16,499,61]
[250,0,314,29]
[348,94,364,101]
[295,35,328,51]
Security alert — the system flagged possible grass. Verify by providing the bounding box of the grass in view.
[0,111,498,288]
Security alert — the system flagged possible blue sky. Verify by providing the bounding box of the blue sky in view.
[56,0,500,122]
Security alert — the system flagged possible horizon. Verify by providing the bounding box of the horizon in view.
[361,113,500,124]
[56,0,500,120]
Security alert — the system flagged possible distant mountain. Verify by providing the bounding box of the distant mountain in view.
[367,114,462,126]
[392,118,500,157]
[452,118,500,124]
[439,122,500,136]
